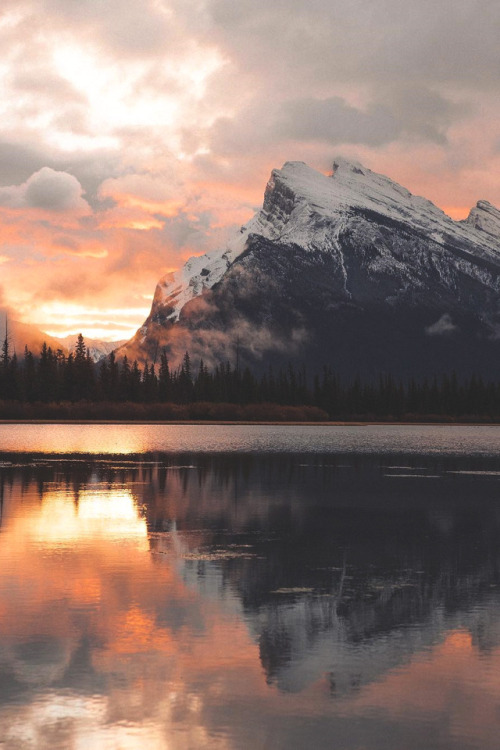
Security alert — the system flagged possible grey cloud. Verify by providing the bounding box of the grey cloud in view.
[209,97,401,156]
[157,210,232,255]
[0,142,52,186]
[208,113,269,157]
[383,86,471,144]
[60,155,126,208]
[204,0,500,92]
[0,168,89,212]
[24,169,86,211]
[207,83,473,158]
[0,141,124,207]
[278,98,400,147]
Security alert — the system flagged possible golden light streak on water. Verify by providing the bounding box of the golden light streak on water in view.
[30,489,148,545]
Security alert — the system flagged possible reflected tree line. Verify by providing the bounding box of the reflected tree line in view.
[1,333,500,419]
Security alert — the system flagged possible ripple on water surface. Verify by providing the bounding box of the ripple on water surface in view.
[0,422,499,456]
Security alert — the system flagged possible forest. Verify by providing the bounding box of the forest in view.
[0,333,500,421]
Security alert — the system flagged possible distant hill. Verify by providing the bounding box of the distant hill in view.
[0,318,125,362]
[56,335,127,362]
[2,319,68,358]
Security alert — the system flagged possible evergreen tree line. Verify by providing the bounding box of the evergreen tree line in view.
[1,333,500,418]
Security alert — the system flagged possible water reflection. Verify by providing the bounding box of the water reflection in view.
[31,489,148,545]
[1,450,500,748]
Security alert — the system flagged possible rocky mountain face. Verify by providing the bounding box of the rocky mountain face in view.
[118,158,500,378]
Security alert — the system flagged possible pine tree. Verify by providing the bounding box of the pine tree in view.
[109,351,119,398]
[23,346,36,401]
[120,356,131,401]
[74,333,86,361]
[130,360,142,401]
[98,357,109,401]
[158,350,170,401]
[178,352,194,403]
[1,318,10,370]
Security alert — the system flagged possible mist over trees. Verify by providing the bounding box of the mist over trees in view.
[0,333,500,421]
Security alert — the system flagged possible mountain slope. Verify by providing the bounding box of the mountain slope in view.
[0,318,68,358]
[119,158,500,378]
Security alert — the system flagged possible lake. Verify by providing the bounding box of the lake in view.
[0,424,500,749]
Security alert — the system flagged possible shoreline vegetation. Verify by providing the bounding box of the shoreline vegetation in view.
[0,401,499,424]
[1,334,500,422]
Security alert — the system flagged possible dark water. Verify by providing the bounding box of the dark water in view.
[1,425,500,749]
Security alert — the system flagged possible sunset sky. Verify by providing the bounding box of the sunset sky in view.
[0,0,499,340]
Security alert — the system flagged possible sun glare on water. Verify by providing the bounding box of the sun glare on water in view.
[32,488,148,545]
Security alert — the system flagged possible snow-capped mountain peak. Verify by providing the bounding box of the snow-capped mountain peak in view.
[127,156,500,378]
[265,158,500,259]
[142,157,500,342]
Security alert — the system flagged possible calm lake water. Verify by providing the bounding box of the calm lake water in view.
[1,424,500,749]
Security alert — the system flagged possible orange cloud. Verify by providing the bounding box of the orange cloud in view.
[0,172,189,339]
[98,205,165,231]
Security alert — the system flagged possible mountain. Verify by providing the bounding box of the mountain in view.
[118,158,500,378]
[56,335,127,363]
[0,317,67,358]
[0,319,125,363]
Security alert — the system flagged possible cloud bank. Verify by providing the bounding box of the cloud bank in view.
[0,0,498,337]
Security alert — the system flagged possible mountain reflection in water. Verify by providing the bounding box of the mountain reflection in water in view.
[1,450,500,749]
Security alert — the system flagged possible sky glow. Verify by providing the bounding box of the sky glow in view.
[0,0,499,340]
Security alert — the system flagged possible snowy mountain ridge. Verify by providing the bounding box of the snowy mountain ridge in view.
[119,156,500,378]
[148,157,500,327]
